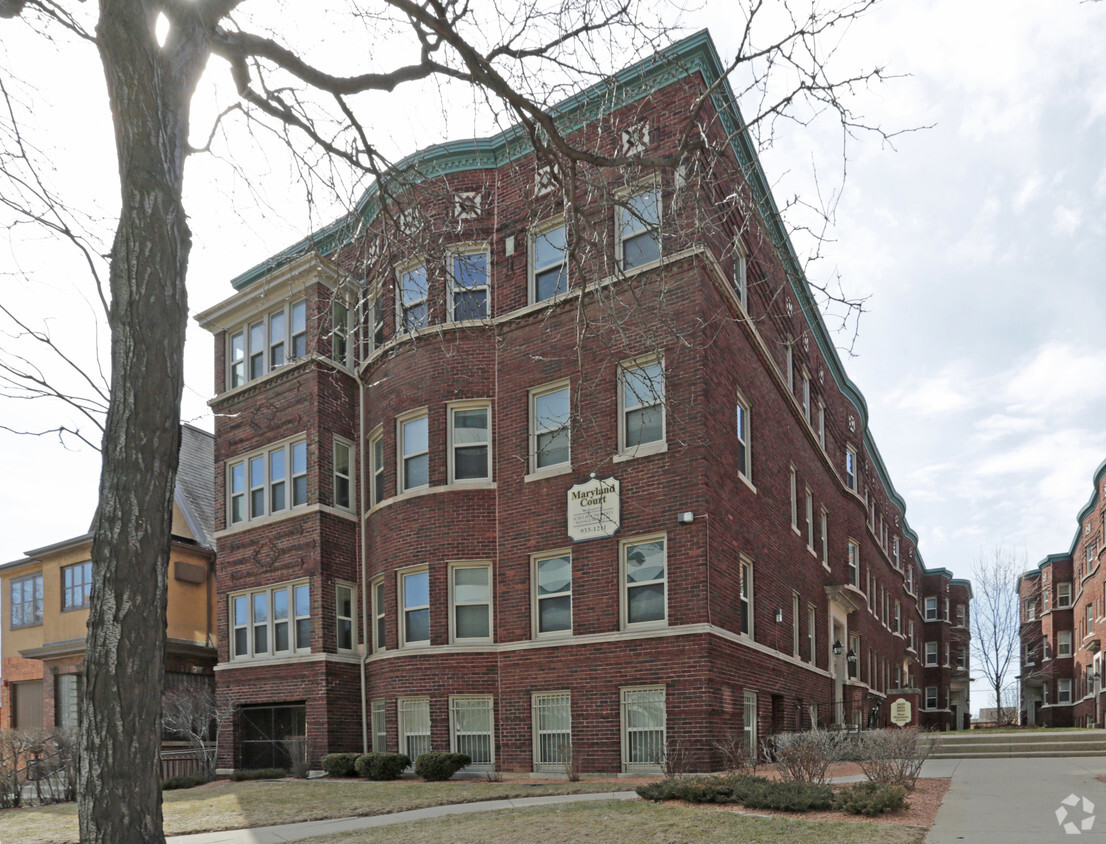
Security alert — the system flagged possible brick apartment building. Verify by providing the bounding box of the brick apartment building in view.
[197,30,971,774]
[1018,459,1106,727]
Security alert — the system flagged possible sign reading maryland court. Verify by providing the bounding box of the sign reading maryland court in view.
[567,476,621,541]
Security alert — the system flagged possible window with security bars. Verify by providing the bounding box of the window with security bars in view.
[449,696,493,768]
[398,697,431,760]
[56,674,81,729]
[620,686,665,771]
[371,699,387,752]
[532,692,571,770]
[743,690,757,750]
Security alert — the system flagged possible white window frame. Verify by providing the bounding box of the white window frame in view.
[621,533,667,629]
[801,368,811,422]
[924,641,938,667]
[805,489,815,551]
[617,355,665,457]
[924,596,938,621]
[743,690,757,750]
[733,236,748,310]
[449,695,494,770]
[229,580,311,660]
[925,686,938,709]
[807,604,816,663]
[447,246,491,322]
[529,218,568,303]
[740,556,754,637]
[371,698,387,752]
[396,261,429,334]
[449,562,493,643]
[532,691,572,771]
[792,592,801,657]
[533,550,572,638]
[336,582,356,653]
[735,396,751,481]
[789,466,798,532]
[333,437,354,512]
[369,427,385,507]
[1058,630,1073,657]
[1058,678,1072,704]
[817,399,826,449]
[399,566,430,648]
[330,296,355,369]
[785,339,794,392]
[530,381,571,474]
[615,185,661,271]
[847,539,860,588]
[1058,582,1072,608]
[845,445,857,491]
[398,409,430,493]
[620,685,666,772]
[894,600,901,634]
[371,576,386,653]
[448,401,492,484]
[820,509,829,567]
[227,299,306,389]
[227,437,307,526]
[398,697,431,760]
[908,620,915,651]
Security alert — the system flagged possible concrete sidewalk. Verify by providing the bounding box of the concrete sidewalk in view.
[166,791,639,844]
[926,756,1106,843]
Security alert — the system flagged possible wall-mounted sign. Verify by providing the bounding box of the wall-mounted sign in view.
[567,476,620,542]
[890,698,911,727]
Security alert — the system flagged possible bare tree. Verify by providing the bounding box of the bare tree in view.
[971,546,1025,727]
[162,684,228,782]
[0,2,897,841]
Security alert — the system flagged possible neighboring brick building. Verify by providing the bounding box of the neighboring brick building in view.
[197,30,971,774]
[1018,460,1106,727]
[0,425,216,731]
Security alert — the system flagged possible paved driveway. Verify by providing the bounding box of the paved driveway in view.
[926,757,1106,842]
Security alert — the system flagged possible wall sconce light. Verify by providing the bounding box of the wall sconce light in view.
[832,640,843,655]
[847,648,858,664]
[775,608,783,623]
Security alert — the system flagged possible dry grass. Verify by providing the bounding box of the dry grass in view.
[0,778,637,844]
[302,799,927,843]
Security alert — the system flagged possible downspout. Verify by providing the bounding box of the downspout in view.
[359,350,369,753]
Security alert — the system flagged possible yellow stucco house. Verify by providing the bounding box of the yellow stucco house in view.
[0,425,216,730]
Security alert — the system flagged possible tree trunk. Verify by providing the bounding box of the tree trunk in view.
[80,4,207,841]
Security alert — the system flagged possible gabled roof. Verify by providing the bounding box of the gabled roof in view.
[175,424,215,549]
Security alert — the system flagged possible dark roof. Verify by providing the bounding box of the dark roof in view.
[175,424,215,549]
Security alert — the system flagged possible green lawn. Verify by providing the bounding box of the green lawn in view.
[301,800,926,844]
[0,778,637,844]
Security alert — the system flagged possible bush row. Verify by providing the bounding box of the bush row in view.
[321,751,471,781]
[636,774,906,815]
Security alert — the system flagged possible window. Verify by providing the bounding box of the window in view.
[449,403,491,483]
[623,535,666,627]
[908,620,915,650]
[449,696,493,769]
[534,552,571,636]
[944,642,950,666]
[892,536,900,569]
[230,581,310,659]
[367,291,385,354]
[398,697,431,759]
[735,398,751,479]
[530,222,567,302]
[1058,582,1072,608]
[336,584,355,652]
[785,340,794,392]
[1058,630,1073,657]
[817,400,826,448]
[906,564,914,594]
[228,300,306,388]
[1058,678,1072,704]
[849,633,860,679]
[1025,599,1036,622]
[801,369,811,421]
[371,699,387,752]
[620,686,665,770]
[451,564,491,642]
[925,686,938,709]
[739,557,754,636]
[399,411,429,491]
[238,704,306,770]
[925,641,938,666]
[789,467,798,531]
[398,264,429,332]
[532,692,571,770]
[333,438,353,511]
[228,439,307,525]
[372,577,386,652]
[847,540,860,587]
[531,383,570,472]
[400,568,430,646]
[957,648,968,669]
[924,596,938,621]
[733,237,748,310]
[62,561,92,610]
[10,573,43,629]
[621,121,650,154]
[369,430,385,506]
[1043,588,1050,613]
[845,446,857,491]
[449,249,490,321]
[805,490,814,550]
[617,188,660,270]
[743,690,757,750]
[820,510,828,566]
[56,674,81,728]
[894,601,901,634]
[807,604,816,663]
[1087,603,1095,634]
[792,593,801,657]
[331,298,354,368]
[619,357,665,452]
[1023,641,1035,665]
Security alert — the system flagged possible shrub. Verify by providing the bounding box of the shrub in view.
[321,753,361,777]
[636,774,833,811]
[354,752,410,781]
[162,775,206,790]
[414,751,471,781]
[230,768,287,781]
[637,775,742,804]
[834,781,908,815]
[856,727,934,790]
[738,780,834,812]
[770,731,841,784]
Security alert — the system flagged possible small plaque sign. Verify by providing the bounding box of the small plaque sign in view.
[567,476,621,542]
[890,698,912,727]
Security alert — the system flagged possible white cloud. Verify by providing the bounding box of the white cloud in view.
[1001,344,1106,411]
[1052,205,1082,237]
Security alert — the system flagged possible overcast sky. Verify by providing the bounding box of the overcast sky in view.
[2,1,1104,708]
